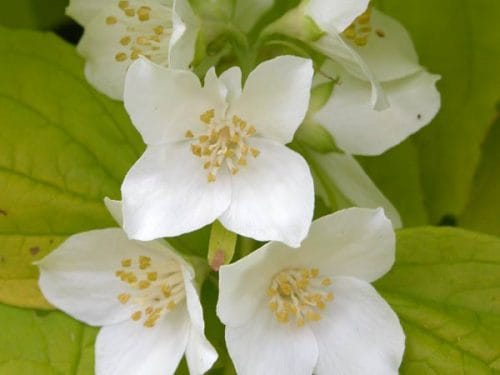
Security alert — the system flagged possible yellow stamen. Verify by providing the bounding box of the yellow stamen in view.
[118,293,130,304]
[105,16,117,25]
[115,52,127,62]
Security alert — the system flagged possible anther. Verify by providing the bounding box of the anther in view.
[125,8,135,17]
[138,280,151,289]
[120,36,131,46]
[321,277,332,286]
[115,52,127,62]
[131,311,142,321]
[354,36,368,46]
[162,285,172,298]
[200,109,215,124]
[246,126,256,136]
[154,25,164,35]
[251,148,260,157]
[118,293,130,304]
[275,310,289,323]
[137,6,151,21]
[105,16,117,25]
[130,49,141,60]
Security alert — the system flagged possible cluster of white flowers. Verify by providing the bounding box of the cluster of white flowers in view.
[37,0,441,374]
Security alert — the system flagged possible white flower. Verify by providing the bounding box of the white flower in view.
[36,199,217,375]
[217,207,405,375]
[66,0,198,99]
[121,55,315,247]
[314,9,441,155]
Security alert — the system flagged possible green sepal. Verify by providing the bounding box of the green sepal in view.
[207,221,238,271]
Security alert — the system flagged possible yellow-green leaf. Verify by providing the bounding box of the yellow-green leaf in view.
[0,27,143,309]
[376,227,500,374]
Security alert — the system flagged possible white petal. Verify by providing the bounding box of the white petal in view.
[219,139,314,247]
[312,276,405,375]
[37,228,170,326]
[76,11,132,100]
[312,152,402,228]
[347,9,421,82]
[122,143,231,241]
[307,0,369,32]
[181,267,218,374]
[220,67,243,105]
[316,70,441,155]
[124,58,226,145]
[96,304,190,375]
[314,32,389,110]
[225,304,318,375]
[104,197,123,227]
[169,0,199,69]
[299,208,395,283]
[66,0,104,25]
[229,56,314,144]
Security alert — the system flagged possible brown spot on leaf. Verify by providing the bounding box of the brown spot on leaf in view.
[376,29,386,38]
[0,209,7,216]
[30,246,41,256]
[210,250,225,272]
[417,114,422,120]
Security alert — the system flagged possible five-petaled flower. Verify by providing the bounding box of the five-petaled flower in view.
[121,55,315,247]
[66,0,198,99]
[217,207,405,375]
[36,199,217,375]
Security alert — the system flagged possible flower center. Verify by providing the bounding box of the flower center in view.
[115,255,185,328]
[105,0,173,64]
[342,7,380,47]
[268,268,334,327]
[186,109,261,182]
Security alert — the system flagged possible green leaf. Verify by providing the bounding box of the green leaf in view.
[460,112,500,237]
[0,27,144,309]
[375,227,500,374]
[376,0,500,225]
[0,0,69,30]
[0,303,98,374]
